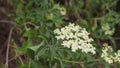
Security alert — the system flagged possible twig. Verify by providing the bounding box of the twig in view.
[0,20,15,25]
[9,54,19,62]
[18,56,24,66]
[5,27,13,68]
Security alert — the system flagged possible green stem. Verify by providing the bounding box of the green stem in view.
[28,59,31,68]
[18,56,24,66]
[54,57,84,64]
[54,57,102,68]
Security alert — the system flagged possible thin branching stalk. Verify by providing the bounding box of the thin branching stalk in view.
[5,27,13,68]
[18,56,24,66]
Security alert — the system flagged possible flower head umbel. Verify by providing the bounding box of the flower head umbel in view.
[101,43,114,64]
[101,43,120,64]
[101,23,115,35]
[54,23,96,54]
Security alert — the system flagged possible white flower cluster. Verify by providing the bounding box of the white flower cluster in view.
[54,23,96,54]
[101,43,120,64]
[101,43,114,64]
[114,50,120,63]
[101,23,115,35]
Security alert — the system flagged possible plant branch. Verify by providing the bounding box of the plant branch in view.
[5,27,13,68]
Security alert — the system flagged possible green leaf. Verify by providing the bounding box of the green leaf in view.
[24,29,37,39]
[50,45,56,58]
[32,60,41,68]
[35,45,46,57]
[28,41,45,52]
[16,40,33,54]
[27,41,45,58]
[27,48,35,59]
[57,51,64,58]
[59,58,65,68]
[38,35,48,44]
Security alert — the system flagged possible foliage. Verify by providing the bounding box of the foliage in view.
[6,0,120,68]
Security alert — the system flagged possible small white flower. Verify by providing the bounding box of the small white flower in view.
[68,23,74,27]
[62,40,72,48]
[72,25,80,32]
[67,32,74,39]
[105,57,113,64]
[54,29,61,35]
[56,35,65,40]
[71,41,79,52]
